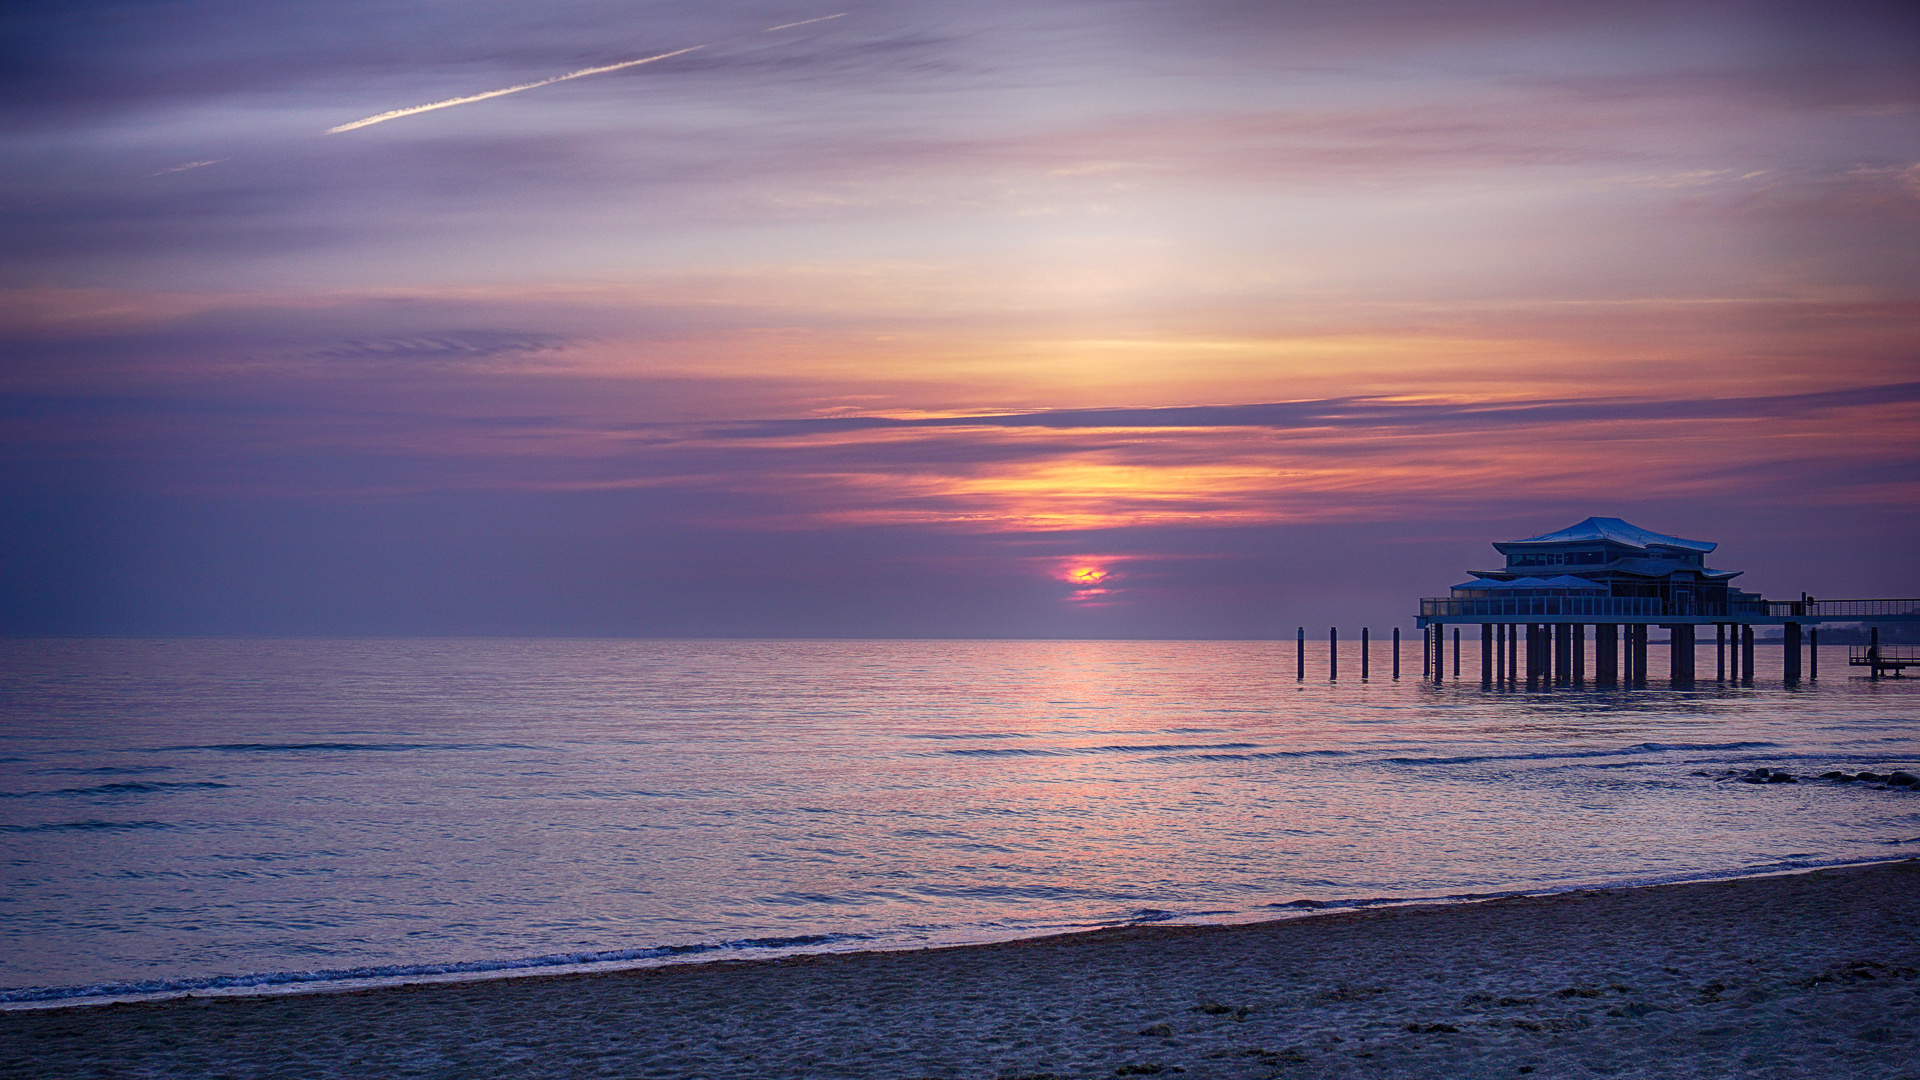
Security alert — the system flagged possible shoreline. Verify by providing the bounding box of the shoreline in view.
[7,854,1912,1014]
[4,860,1915,1078]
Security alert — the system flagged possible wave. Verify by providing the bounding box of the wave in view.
[152,742,540,754]
[948,742,1264,757]
[0,931,879,1005]
[0,820,173,833]
[1384,741,1782,766]
[1161,749,1355,763]
[0,781,231,799]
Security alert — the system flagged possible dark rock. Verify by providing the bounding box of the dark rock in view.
[1556,986,1603,998]
[1495,997,1537,1007]
[1138,1024,1172,1038]
[1857,771,1884,782]
[1610,1002,1668,1018]
[1767,771,1795,783]
[1821,771,1853,781]
[1114,1065,1165,1076]
[1890,771,1917,786]
[1404,1023,1460,1033]
[1195,1001,1234,1015]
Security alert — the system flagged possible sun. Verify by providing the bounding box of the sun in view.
[1065,566,1108,585]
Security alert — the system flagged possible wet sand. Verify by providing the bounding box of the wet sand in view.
[4,861,1916,1079]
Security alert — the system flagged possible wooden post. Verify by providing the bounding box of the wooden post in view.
[1330,626,1338,681]
[1509,624,1519,683]
[1783,621,1801,684]
[1452,627,1460,679]
[1297,626,1305,680]
[1595,624,1617,686]
[1573,623,1586,686]
[1741,625,1755,685]
[1716,624,1725,682]
[1481,624,1493,685]
[1361,627,1370,680]
[1809,627,1818,680]
[1669,623,1695,684]
[1393,627,1401,679]
[1554,624,1572,685]
[1525,624,1542,686]
[1632,625,1649,684]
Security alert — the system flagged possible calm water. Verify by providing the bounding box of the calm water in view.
[2,637,1916,1005]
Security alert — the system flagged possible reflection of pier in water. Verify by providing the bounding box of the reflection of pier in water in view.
[1407,518,1920,688]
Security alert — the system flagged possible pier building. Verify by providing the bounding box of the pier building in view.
[1416,517,1920,686]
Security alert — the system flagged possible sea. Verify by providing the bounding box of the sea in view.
[2,637,1916,1009]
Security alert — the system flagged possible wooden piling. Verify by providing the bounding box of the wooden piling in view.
[1594,623,1617,686]
[1669,623,1695,683]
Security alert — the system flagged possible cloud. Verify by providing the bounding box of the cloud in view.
[700,381,1920,439]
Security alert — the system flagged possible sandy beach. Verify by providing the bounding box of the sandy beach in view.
[4,860,1916,1079]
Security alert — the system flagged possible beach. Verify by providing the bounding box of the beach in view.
[5,860,1915,1079]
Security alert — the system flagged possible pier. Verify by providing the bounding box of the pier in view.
[1405,518,1920,687]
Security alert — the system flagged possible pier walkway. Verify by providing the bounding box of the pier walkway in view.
[1413,597,1920,687]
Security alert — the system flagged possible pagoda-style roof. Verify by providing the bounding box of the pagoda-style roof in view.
[1451,575,1607,592]
[1610,558,1740,581]
[1505,517,1715,553]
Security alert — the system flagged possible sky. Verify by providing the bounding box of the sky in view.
[2,0,1916,637]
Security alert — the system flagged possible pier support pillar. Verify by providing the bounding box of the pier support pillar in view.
[1741,625,1756,684]
[1481,624,1493,686]
[1809,627,1817,680]
[1783,622,1802,684]
[1526,624,1545,686]
[1361,627,1370,680]
[1716,624,1726,681]
[1329,626,1338,681]
[1554,624,1573,685]
[1430,624,1443,683]
[1631,625,1649,684]
[1668,623,1695,685]
[1296,626,1305,681]
[1573,623,1586,686]
[1393,627,1401,679]
[1453,627,1461,680]
[1595,624,1618,686]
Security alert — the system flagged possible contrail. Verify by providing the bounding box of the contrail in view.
[326,45,706,134]
[148,159,226,176]
[764,13,846,31]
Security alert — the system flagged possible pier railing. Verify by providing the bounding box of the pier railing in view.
[1768,598,1920,619]
[1420,596,1671,618]
[1421,596,1920,621]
